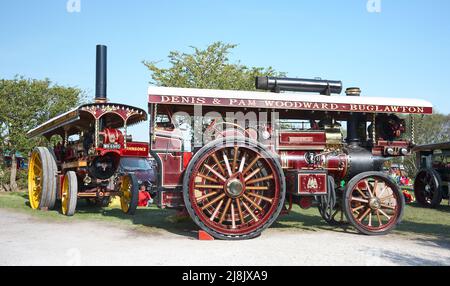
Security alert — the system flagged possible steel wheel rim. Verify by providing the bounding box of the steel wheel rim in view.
[120,176,132,213]
[348,176,400,232]
[28,152,43,209]
[189,144,281,236]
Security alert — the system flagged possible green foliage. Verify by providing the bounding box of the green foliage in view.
[0,76,85,154]
[0,76,85,191]
[143,41,285,90]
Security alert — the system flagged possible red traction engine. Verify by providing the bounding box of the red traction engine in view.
[27,45,148,216]
[148,76,433,240]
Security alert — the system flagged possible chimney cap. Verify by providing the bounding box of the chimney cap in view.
[345,87,361,96]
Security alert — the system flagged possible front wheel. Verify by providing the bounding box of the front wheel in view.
[61,171,78,216]
[343,172,404,235]
[119,173,139,215]
[183,138,286,240]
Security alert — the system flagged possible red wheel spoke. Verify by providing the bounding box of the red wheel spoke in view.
[243,194,263,211]
[241,200,259,222]
[236,198,245,223]
[196,191,218,202]
[204,164,226,182]
[223,153,233,177]
[211,153,226,176]
[376,210,383,226]
[238,155,246,173]
[232,146,239,172]
[355,187,369,199]
[365,180,374,197]
[195,184,224,189]
[358,208,371,222]
[246,186,269,191]
[201,193,226,210]
[230,201,237,229]
[210,199,224,221]
[197,173,218,183]
[368,212,373,227]
[244,168,261,182]
[243,155,260,175]
[373,179,378,195]
[352,205,366,213]
[219,198,232,224]
[352,197,369,203]
[248,192,273,204]
[378,209,391,220]
[246,175,274,185]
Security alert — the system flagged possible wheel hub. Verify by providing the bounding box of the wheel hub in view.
[369,197,381,210]
[226,178,244,198]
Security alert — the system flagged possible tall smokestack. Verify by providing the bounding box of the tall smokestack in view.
[95,45,107,103]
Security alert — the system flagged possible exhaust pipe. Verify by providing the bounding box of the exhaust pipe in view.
[95,45,107,103]
[255,76,342,95]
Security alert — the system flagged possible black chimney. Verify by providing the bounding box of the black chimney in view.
[95,45,107,103]
[345,87,365,146]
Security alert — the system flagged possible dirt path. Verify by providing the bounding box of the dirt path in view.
[0,208,449,266]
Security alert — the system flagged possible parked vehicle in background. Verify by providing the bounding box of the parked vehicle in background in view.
[26,45,148,216]
[118,156,156,197]
[413,142,450,208]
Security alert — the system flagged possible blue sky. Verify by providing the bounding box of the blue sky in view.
[1,0,450,141]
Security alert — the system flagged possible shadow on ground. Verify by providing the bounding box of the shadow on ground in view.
[6,192,450,242]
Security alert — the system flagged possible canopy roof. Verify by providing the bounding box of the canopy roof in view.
[413,142,450,152]
[27,103,147,139]
[148,86,433,115]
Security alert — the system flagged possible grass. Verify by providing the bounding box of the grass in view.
[0,191,449,242]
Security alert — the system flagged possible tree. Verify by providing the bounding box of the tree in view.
[0,77,85,191]
[143,41,285,90]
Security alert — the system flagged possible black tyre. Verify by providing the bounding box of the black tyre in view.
[414,169,443,208]
[61,171,78,216]
[28,147,57,210]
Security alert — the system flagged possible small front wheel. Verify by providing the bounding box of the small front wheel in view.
[61,171,78,216]
[119,173,139,215]
[343,172,404,235]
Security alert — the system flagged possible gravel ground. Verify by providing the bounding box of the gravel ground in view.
[0,208,449,266]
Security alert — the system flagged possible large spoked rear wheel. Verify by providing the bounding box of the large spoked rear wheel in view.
[414,169,443,208]
[120,173,139,215]
[343,172,404,235]
[61,171,78,216]
[184,138,286,240]
[28,147,57,210]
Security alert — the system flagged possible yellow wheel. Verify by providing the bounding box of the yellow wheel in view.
[28,147,57,210]
[120,173,139,215]
[61,171,78,216]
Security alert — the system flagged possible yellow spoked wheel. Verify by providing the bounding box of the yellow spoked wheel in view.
[61,171,78,216]
[120,173,139,215]
[28,147,57,210]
